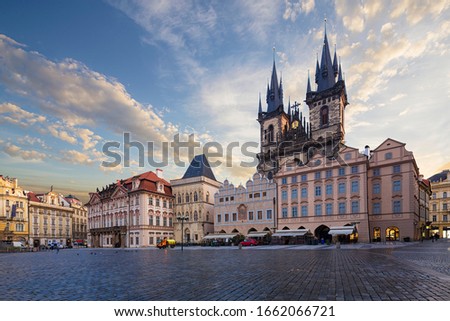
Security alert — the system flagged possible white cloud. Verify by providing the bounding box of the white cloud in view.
[60,150,93,165]
[283,0,315,22]
[2,142,47,161]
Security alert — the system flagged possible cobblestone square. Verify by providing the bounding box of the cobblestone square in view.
[0,240,449,301]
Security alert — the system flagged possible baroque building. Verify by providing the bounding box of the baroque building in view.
[28,189,73,248]
[86,170,174,248]
[171,154,221,244]
[428,170,450,238]
[0,175,28,245]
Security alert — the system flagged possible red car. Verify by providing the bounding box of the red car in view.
[240,239,258,246]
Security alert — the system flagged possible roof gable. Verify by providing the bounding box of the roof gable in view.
[182,154,217,181]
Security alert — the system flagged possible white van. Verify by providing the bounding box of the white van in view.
[12,241,25,248]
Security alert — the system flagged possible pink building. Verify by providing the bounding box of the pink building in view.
[275,139,426,243]
[86,170,174,248]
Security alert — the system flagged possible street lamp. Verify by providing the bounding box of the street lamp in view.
[177,215,189,251]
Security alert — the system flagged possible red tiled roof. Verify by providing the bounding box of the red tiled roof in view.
[27,192,41,202]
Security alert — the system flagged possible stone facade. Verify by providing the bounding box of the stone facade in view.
[429,170,450,238]
[28,190,73,248]
[0,175,29,245]
[87,170,174,248]
[214,173,277,240]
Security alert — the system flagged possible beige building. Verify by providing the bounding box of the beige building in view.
[275,139,427,244]
[171,155,221,244]
[213,173,277,243]
[429,170,450,238]
[87,170,174,248]
[65,195,88,245]
[0,175,29,245]
[28,190,74,248]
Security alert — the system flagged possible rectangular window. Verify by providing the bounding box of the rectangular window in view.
[314,204,322,216]
[373,183,381,194]
[156,199,160,207]
[338,182,346,194]
[338,167,345,176]
[257,211,262,220]
[338,202,346,214]
[149,237,154,245]
[266,209,272,220]
[315,171,321,180]
[326,170,332,178]
[351,201,359,213]
[281,190,288,200]
[291,189,298,200]
[225,213,230,222]
[301,187,308,198]
[135,237,139,245]
[351,181,359,193]
[393,200,402,213]
[292,206,298,217]
[432,215,437,222]
[155,216,160,226]
[351,165,359,174]
[326,184,333,195]
[373,203,381,215]
[315,186,322,197]
[232,213,237,221]
[393,180,401,193]
[301,174,307,182]
[393,165,401,173]
[130,237,133,245]
[432,203,437,211]
[149,216,153,225]
[373,168,380,176]
[281,177,287,185]
[163,217,167,227]
[291,176,297,183]
[443,203,448,211]
[248,211,254,220]
[217,214,221,223]
[163,200,167,208]
[326,203,332,215]
[301,205,308,217]
[282,208,288,218]
[443,215,448,222]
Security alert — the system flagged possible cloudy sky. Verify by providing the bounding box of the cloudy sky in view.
[0,0,449,202]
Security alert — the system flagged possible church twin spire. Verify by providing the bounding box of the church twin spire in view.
[265,50,284,114]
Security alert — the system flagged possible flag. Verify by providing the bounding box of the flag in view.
[11,204,17,218]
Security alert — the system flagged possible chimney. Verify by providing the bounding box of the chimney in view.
[156,169,163,179]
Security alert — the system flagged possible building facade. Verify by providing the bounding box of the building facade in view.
[28,190,73,248]
[86,170,174,248]
[213,173,277,243]
[0,175,29,245]
[171,155,221,244]
[429,170,450,238]
[65,195,88,246]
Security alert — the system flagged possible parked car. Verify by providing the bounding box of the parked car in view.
[240,239,258,246]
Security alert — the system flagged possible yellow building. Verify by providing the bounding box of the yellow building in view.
[0,175,29,246]
[429,170,450,239]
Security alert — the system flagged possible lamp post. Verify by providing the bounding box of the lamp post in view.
[177,215,189,251]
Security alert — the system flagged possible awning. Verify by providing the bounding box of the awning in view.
[328,226,355,235]
[203,233,238,240]
[246,232,270,238]
[272,229,309,237]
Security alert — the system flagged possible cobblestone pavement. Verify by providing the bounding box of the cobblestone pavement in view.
[0,239,449,301]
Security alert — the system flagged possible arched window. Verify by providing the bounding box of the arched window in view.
[206,192,210,203]
[444,192,448,198]
[194,211,198,221]
[320,106,329,126]
[268,125,274,143]
[194,192,198,202]
[386,226,400,241]
[178,194,181,204]
[185,193,189,203]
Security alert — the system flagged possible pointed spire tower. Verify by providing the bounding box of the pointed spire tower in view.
[305,19,348,147]
[266,47,283,113]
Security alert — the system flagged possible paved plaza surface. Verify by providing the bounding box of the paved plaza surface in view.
[0,239,449,301]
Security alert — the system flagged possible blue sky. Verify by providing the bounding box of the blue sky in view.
[0,0,449,202]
